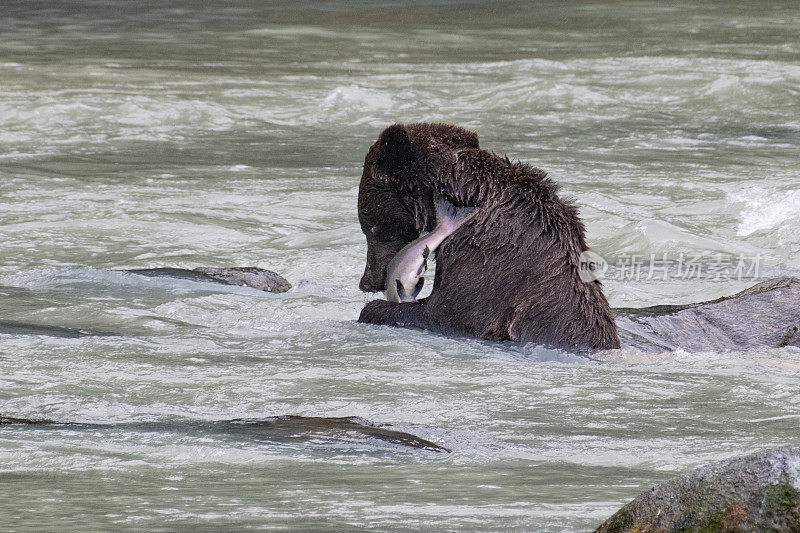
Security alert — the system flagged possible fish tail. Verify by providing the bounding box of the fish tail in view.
[434,195,477,230]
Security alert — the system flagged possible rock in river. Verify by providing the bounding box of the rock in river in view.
[596,446,800,532]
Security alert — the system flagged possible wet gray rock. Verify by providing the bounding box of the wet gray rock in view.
[193,267,292,292]
[0,415,55,425]
[0,414,448,453]
[0,320,119,338]
[617,277,800,352]
[596,446,800,532]
[220,415,449,452]
[126,266,291,293]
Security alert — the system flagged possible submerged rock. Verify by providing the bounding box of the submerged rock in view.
[617,277,800,352]
[0,415,55,425]
[126,266,291,293]
[0,320,118,338]
[596,446,800,532]
[220,415,450,452]
[0,414,448,453]
[193,267,292,293]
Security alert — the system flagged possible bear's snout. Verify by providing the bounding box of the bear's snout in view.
[359,268,385,293]
[360,240,399,293]
[359,276,379,293]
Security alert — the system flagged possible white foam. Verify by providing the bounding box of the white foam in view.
[320,85,394,116]
[116,96,236,130]
[467,79,615,111]
[701,75,741,96]
[729,186,800,237]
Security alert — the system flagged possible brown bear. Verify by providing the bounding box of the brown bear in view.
[357,122,620,351]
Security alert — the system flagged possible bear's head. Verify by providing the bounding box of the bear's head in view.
[357,123,480,292]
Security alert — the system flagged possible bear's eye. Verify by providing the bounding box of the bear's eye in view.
[370,226,379,235]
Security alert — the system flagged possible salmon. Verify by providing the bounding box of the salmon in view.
[384,197,476,303]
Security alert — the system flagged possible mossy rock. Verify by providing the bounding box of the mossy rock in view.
[596,446,800,532]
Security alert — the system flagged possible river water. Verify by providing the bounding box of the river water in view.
[1,1,799,530]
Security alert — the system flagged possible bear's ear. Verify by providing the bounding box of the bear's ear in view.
[377,124,414,173]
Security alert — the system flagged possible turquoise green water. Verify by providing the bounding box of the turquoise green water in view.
[1,1,799,530]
